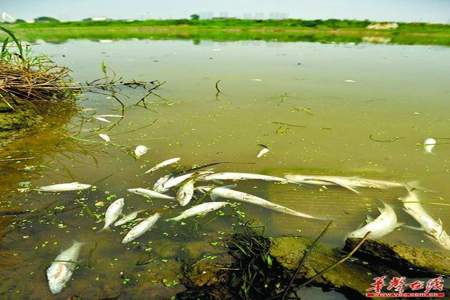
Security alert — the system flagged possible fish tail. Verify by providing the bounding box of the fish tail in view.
[98,226,110,233]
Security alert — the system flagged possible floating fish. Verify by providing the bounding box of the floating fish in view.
[122,213,160,243]
[127,188,174,200]
[114,210,144,227]
[134,145,149,158]
[155,171,211,193]
[176,179,195,206]
[94,116,111,123]
[347,202,401,239]
[152,174,172,192]
[285,174,403,193]
[101,198,124,231]
[424,138,437,154]
[98,133,111,143]
[37,182,91,192]
[256,144,270,158]
[202,186,325,220]
[95,114,123,118]
[46,241,84,294]
[401,190,450,250]
[144,157,181,174]
[202,172,287,183]
[167,202,229,222]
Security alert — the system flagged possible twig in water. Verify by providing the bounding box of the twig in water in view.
[272,121,306,128]
[297,231,371,289]
[0,157,34,162]
[280,221,333,300]
[215,80,222,98]
[369,134,404,143]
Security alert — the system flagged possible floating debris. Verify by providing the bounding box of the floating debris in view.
[134,145,149,158]
[98,133,111,143]
[176,179,195,207]
[424,138,437,154]
[256,144,270,158]
[101,198,124,231]
[46,241,84,294]
[167,202,229,222]
[122,213,160,244]
[344,79,356,83]
[128,188,174,200]
[347,202,401,239]
[144,157,180,174]
[37,182,91,192]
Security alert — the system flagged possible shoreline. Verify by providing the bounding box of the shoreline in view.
[2,18,449,46]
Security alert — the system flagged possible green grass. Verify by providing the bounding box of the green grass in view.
[1,18,450,46]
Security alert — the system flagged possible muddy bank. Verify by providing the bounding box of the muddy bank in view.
[179,229,449,299]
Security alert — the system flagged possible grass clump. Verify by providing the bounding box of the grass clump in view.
[0,26,77,109]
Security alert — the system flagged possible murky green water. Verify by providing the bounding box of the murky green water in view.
[1,40,450,299]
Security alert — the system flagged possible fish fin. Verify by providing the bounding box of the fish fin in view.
[402,224,425,231]
[395,222,404,229]
[366,215,374,223]
[210,193,219,201]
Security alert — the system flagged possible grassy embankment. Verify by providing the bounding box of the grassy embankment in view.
[3,18,450,46]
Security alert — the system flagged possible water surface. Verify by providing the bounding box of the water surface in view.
[1,39,450,299]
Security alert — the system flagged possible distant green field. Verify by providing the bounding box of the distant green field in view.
[2,18,450,46]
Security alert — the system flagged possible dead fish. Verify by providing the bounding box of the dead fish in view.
[134,145,148,158]
[155,171,211,193]
[144,157,181,174]
[152,175,172,192]
[122,213,160,244]
[128,188,174,200]
[94,116,111,123]
[114,210,144,227]
[167,202,229,222]
[101,198,124,231]
[37,182,91,192]
[95,114,123,118]
[285,174,403,193]
[401,190,450,250]
[202,172,287,183]
[256,144,270,158]
[98,133,111,143]
[424,138,437,154]
[347,202,401,239]
[202,186,325,220]
[176,179,195,206]
[46,241,84,294]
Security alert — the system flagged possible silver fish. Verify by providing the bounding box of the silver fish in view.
[203,186,324,220]
[134,145,149,158]
[94,116,111,123]
[201,172,287,183]
[152,174,172,192]
[285,174,403,193]
[167,202,229,222]
[95,114,123,118]
[128,188,174,200]
[256,144,270,158]
[122,213,160,244]
[101,198,124,231]
[176,179,195,206]
[155,171,211,193]
[37,182,91,192]
[46,241,84,294]
[144,157,181,174]
[347,202,401,239]
[401,191,450,250]
[98,133,111,142]
[114,210,144,227]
